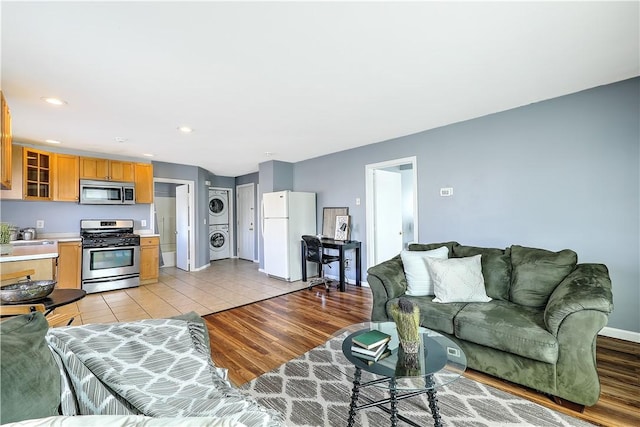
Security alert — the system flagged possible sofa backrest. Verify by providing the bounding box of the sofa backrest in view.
[408,241,460,254]
[408,242,578,307]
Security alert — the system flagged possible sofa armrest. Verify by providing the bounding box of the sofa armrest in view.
[366,255,407,321]
[544,264,613,336]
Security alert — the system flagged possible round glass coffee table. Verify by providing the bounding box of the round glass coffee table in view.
[331,322,466,427]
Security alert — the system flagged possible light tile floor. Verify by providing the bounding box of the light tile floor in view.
[56,258,313,326]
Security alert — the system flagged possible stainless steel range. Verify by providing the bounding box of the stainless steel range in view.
[81,219,140,294]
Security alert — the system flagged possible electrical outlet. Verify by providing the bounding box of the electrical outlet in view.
[355,198,361,206]
[36,220,44,229]
[141,219,147,227]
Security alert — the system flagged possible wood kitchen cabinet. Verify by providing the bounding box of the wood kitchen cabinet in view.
[2,258,56,281]
[80,157,134,182]
[54,154,80,202]
[23,147,52,200]
[134,163,154,203]
[1,91,12,190]
[56,241,82,289]
[140,236,159,284]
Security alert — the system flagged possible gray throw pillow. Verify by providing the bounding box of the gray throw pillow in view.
[510,245,577,308]
[0,312,61,424]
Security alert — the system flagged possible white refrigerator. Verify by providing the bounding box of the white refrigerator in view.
[263,190,316,281]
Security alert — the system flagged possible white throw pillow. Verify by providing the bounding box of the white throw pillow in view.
[426,254,492,303]
[400,246,449,296]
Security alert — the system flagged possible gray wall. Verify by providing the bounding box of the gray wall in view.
[293,77,639,333]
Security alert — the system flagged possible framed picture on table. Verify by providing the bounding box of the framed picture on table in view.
[322,207,348,238]
[334,215,350,240]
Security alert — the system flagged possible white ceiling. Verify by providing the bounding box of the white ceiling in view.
[2,1,638,177]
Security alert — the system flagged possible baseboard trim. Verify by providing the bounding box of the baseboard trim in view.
[599,327,640,343]
[192,263,210,272]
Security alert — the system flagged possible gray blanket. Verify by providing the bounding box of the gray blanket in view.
[46,319,283,427]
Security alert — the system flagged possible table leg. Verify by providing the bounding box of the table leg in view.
[339,247,346,292]
[426,374,442,427]
[355,245,361,287]
[390,377,398,427]
[301,242,307,282]
[347,367,362,427]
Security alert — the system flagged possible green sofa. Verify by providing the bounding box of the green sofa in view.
[367,241,613,407]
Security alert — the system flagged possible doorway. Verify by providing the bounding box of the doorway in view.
[236,183,256,261]
[152,178,195,271]
[365,156,418,268]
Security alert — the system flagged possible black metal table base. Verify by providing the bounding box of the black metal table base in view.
[346,367,443,427]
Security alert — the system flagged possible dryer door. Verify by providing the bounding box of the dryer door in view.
[209,191,229,224]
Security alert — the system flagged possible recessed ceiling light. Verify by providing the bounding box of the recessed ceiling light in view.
[177,126,193,133]
[114,137,128,143]
[45,139,61,144]
[143,153,154,157]
[41,97,67,106]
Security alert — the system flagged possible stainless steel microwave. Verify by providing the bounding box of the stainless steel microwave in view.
[79,180,136,205]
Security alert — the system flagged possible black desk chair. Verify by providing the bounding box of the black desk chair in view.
[302,235,340,292]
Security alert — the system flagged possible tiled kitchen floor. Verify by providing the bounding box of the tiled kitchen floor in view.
[56,258,312,326]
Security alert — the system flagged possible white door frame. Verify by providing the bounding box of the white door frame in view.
[151,178,196,271]
[209,186,234,259]
[365,156,418,269]
[236,183,256,261]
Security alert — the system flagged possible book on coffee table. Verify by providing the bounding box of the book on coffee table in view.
[354,347,392,364]
[352,329,391,350]
[351,341,388,358]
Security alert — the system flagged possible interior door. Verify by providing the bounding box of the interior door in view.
[176,184,189,271]
[237,184,255,261]
[373,169,403,264]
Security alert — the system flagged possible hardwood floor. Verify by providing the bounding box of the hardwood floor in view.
[203,285,639,427]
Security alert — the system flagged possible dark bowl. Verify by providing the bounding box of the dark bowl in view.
[0,280,56,303]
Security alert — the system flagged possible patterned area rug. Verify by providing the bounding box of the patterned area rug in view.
[240,334,594,427]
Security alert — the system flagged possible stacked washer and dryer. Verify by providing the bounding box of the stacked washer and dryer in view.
[208,189,231,261]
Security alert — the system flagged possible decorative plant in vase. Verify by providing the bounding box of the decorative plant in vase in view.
[0,222,14,255]
[395,345,421,376]
[390,297,421,353]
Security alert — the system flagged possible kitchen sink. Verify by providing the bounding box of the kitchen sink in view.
[11,240,56,247]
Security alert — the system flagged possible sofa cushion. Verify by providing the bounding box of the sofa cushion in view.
[426,255,492,303]
[0,312,61,424]
[388,296,467,335]
[510,245,578,308]
[453,245,511,301]
[454,300,558,364]
[401,246,449,296]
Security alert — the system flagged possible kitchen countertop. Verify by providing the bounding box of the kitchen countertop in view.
[0,240,59,263]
